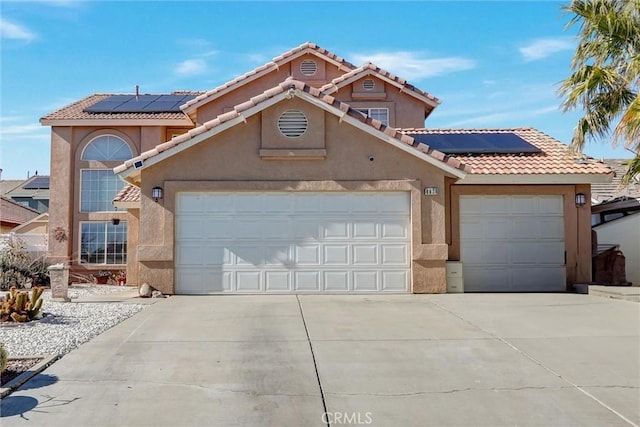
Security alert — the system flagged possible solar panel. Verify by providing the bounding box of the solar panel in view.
[409,133,542,154]
[23,176,50,189]
[84,94,197,113]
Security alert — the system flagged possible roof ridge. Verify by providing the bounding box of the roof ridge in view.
[181,42,357,112]
[116,78,469,176]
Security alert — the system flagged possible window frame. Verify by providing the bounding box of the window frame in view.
[80,134,133,161]
[79,220,128,266]
[356,107,389,126]
[79,168,127,213]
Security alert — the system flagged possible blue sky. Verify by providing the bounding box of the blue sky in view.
[0,0,634,180]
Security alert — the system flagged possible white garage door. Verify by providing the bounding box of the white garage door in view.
[460,195,566,292]
[175,192,411,294]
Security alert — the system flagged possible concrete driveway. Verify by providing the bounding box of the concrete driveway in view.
[2,293,639,426]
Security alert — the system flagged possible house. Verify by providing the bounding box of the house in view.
[3,174,50,213]
[0,196,40,233]
[41,42,612,294]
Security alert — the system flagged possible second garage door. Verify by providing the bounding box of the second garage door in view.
[460,195,566,292]
[175,192,411,294]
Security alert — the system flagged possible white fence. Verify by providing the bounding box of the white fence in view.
[0,233,48,254]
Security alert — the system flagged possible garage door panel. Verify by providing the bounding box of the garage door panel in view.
[353,271,378,291]
[460,195,565,292]
[324,271,349,291]
[236,271,261,292]
[265,271,290,291]
[353,221,377,239]
[294,272,320,291]
[324,245,349,265]
[176,192,410,294]
[382,271,408,291]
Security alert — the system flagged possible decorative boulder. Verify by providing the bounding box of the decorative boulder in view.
[139,283,152,298]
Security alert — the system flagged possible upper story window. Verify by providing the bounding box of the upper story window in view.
[356,108,389,126]
[80,170,126,212]
[82,135,133,161]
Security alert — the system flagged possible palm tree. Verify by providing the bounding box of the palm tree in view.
[559,0,640,184]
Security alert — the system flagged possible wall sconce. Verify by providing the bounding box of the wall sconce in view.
[152,186,163,203]
[575,193,586,207]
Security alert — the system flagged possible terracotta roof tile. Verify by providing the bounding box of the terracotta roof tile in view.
[401,128,612,176]
[115,80,469,176]
[182,42,357,112]
[0,196,40,226]
[113,184,140,203]
[320,62,441,107]
[41,93,201,121]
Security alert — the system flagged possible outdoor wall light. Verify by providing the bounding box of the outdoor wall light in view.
[575,193,587,207]
[152,186,163,202]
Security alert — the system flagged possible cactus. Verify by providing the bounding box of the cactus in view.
[0,286,45,323]
[0,343,7,373]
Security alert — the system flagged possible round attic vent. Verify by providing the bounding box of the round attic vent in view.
[363,79,375,90]
[300,59,317,76]
[278,110,308,138]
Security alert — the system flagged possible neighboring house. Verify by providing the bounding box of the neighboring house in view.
[591,159,640,226]
[0,196,40,233]
[4,174,50,213]
[41,42,612,294]
[0,179,23,196]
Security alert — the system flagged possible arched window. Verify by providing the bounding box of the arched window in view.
[82,135,132,161]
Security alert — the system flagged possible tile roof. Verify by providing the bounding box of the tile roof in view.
[0,180,23,196]
[0,196,40,226]
[320,62,441,107]
[113,184,141,203]
[115,79,469,176]
[181,42,358,112]
[41,93,200,122]
[591,159,640,203]
[401,128,612,176]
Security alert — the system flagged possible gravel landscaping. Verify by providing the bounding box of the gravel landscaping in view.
[0,285,145,357]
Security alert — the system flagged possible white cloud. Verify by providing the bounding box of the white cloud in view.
[350,51,476,80]
[175,58,207,77]
[519,37,574,62]
[442,104,559,127]
[0,18,37,42]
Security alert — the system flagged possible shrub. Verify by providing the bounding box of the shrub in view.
[0,238,50,290]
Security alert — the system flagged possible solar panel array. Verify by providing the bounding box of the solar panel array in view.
[23,176,50,189]
[409,133,542,154]
[84,94,197,113]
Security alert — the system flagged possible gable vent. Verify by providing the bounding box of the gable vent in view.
[278,110,308,138]
[363,79,375,90]
[300,59,317,76]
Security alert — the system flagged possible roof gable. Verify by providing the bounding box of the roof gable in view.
[181,42,357,114]
[115,79,469,182]
[0,196,40,226]
[320,62,441,114]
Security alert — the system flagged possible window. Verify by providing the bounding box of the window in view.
[80,221,127,265]
[356,108,389,126]
[82,135,133,161]
[278,110,308,138]
[81,170,126,212]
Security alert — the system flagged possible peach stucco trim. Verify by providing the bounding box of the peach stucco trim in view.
[114,79,470,178]
[181,42,357,113]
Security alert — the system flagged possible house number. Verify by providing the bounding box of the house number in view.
[424,187,438,196]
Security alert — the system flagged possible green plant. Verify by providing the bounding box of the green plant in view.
[0,286,45,323]
[0,238,51,290]
[0,343,7,373]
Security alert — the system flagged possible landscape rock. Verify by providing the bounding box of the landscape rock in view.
[139,283,152,298]
[151,290,165,298]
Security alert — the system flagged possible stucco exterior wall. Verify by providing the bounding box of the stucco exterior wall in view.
[136,107,452,294]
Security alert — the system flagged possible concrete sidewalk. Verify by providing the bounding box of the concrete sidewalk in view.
[1,293,639,426]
